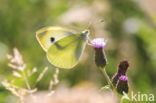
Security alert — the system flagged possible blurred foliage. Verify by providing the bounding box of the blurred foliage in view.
[0,0,156,103]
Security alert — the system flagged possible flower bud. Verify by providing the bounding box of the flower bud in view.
[117,60,129,75]
[112,60,129,86]
[116,75,129,94]
[91,38,107,68]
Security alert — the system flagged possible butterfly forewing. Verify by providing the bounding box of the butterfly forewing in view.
[47,33,88,69]
[36,26,79,51]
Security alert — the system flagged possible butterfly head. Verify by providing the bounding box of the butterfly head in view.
[82,30,90,35]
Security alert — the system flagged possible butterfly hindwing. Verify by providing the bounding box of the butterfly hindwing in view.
[36,26,79,51]
[47,33,88,69]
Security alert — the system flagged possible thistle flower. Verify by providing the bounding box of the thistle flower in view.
[112,60,129,86]
[91,38,114,89]
[91,38,107,68]
[116,75,129,94]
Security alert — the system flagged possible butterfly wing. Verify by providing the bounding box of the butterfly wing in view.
[47,33,89,69]
[36,26,79,51]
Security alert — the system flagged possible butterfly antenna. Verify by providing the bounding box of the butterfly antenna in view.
[86,20,92,30]
[87,18,105,45]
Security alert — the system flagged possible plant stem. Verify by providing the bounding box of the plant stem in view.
[100,67,114,90]
[22,71,31,90]
[22,70,36,100]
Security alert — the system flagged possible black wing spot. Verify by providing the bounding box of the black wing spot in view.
[50,37,55,43]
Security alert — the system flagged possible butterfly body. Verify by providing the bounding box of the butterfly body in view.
[36,26,89,69]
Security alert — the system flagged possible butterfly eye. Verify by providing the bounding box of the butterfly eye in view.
[50,37,55,43]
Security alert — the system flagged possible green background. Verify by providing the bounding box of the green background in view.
[0,0,156,103]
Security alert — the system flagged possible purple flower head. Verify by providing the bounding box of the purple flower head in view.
[92,38,107,67]
[117,75,129,94]
[119,75,128,82]
[91,38,106,49]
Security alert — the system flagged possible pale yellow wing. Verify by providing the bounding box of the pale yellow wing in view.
[47,32,89,69]
[36,26,79,51]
